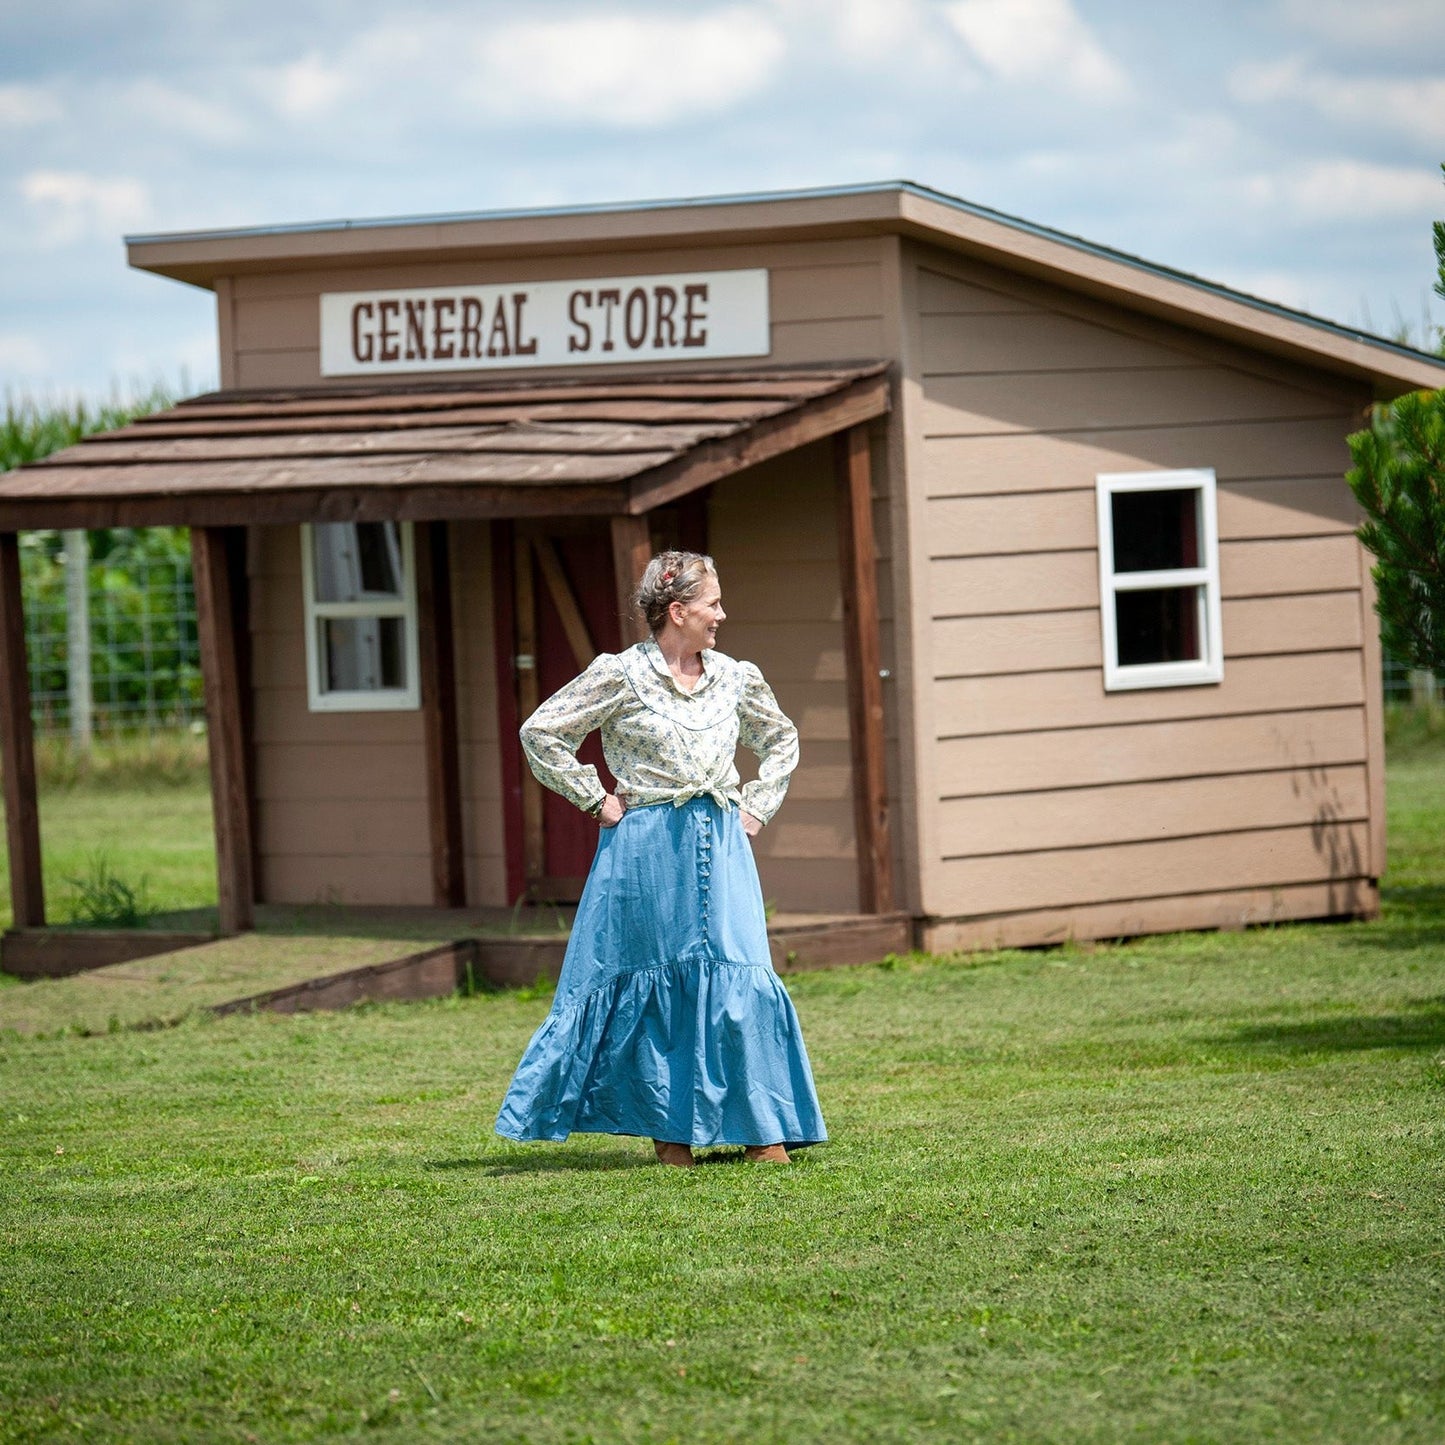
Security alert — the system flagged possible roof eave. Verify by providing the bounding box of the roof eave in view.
[892,191,1445,397]
[125,180,1445,398]
[124,186,910,288]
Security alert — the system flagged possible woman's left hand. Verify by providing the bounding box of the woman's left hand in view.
[741,810,762,838]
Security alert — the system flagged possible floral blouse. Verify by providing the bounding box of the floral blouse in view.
[519,638,800,824]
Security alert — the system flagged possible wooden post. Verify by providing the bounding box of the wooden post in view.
[64,529,92,752]
[834,425,894,914]
[416,521,466,907]
[0,532,45,926]
[610,514,652,647]
[191,525,255,933]
[514,532,545,890]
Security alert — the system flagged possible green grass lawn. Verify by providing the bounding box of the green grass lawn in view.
[1,748,1443,1441]
[0,782,216,934]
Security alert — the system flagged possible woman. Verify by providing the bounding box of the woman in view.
[494,550,827,1165]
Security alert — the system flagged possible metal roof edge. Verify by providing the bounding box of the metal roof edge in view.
[121,180,911,246]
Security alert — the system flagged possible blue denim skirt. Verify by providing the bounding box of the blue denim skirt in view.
[494,797,827,1149]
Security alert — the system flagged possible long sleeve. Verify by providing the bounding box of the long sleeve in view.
[736,661,799,825]
[519,653,627,815]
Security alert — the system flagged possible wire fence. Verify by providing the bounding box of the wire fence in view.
[21,528,203,738]
[1382,656,1444,705]
[12,525,1442,737]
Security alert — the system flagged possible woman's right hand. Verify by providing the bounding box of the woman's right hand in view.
[597,795,627,828]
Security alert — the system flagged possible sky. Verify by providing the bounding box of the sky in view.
[2,0,1444,401]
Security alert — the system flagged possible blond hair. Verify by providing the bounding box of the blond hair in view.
[634,550,717,634]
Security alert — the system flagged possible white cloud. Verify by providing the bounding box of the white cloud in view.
[1231,56,1445,146]
[473,8,788,126]
[270,55,347,119]
[1208,267,1315,313]
[1244,159,1442,222]
[0,332,51,378]
[19,171,152,245]
[941,0,1130,99]
[120,78,251,146]
[766,0,938,63]
[0,84,63,127]
[239,6,789,132]
[1277,0,1445,51]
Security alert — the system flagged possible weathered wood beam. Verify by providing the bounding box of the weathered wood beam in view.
[415,521,466,907]
[834,425,894,915]
[0,532,44,927]
[609,514,653,647]
[191,525,255,933]
[0,481,631,533]
[531,533,597,670]
[626,371,891,514]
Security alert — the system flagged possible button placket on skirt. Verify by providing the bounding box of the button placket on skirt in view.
[698,810,713,949]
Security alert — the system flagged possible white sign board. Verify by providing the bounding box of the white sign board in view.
[320,268,770,376]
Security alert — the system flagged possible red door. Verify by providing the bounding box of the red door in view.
[493,501,707,905]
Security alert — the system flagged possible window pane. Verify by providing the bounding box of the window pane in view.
[312,522,404,603]
[323,616,407,692]
[1111,489,1199,572]
[1115,587,1202,666]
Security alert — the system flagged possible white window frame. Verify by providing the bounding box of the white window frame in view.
[1096,468,1224,692]
[301,521,421,712]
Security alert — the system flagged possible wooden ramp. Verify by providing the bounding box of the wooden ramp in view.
[0,933,469,1037]
[0,907,912,1036]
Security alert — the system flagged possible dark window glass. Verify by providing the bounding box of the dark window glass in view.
[1115,587,1201,666]
[312,522,404,603]
[323,617,406,691]
[1111,489,1199,573]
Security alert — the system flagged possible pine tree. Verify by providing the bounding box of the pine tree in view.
[1347,390,1445,670]
[1346,164,1445,672]
[1435,162,1445,355]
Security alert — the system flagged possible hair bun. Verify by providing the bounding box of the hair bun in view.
[634,551,716,634]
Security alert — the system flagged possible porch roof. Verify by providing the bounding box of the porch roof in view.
[0,363,890,531]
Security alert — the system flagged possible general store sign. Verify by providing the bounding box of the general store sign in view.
[320,268,769,376]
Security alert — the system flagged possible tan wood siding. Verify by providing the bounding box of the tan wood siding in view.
[930,821,1369,917]
[709,441,862,912]
[936,649,1363,736]
[257,854,434,907]
[925,485,1358,558]
[939,765,1368,858]
[249,525,431,904]
[930,590,1363,675]
[936,705,1368,796]
[905,241,1374,929]
[919,367,1346,440]
[923,310,1206,374]
[226,240,888,390]
[921,420,1354,499]
[921,879,1376,952]
[255,743,427,801]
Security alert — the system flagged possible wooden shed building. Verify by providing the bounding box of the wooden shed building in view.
[3,181,1443,955]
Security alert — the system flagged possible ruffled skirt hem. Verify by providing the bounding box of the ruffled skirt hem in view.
[494,953,828,1150]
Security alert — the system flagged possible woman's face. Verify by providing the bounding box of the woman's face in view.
[670,576,726,652]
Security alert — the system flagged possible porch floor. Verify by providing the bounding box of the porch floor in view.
[0,905,912,1036]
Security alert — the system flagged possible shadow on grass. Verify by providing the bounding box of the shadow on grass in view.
[428,1149,652,1175]
[429,1147,797,1174]
[1220,998,1445,1054]
[1378,884,1445,928]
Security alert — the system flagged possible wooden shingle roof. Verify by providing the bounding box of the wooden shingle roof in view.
[0,363,889,530]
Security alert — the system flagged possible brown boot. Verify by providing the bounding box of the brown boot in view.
[653,1140,695,1167]
[744,1144,791,1164]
